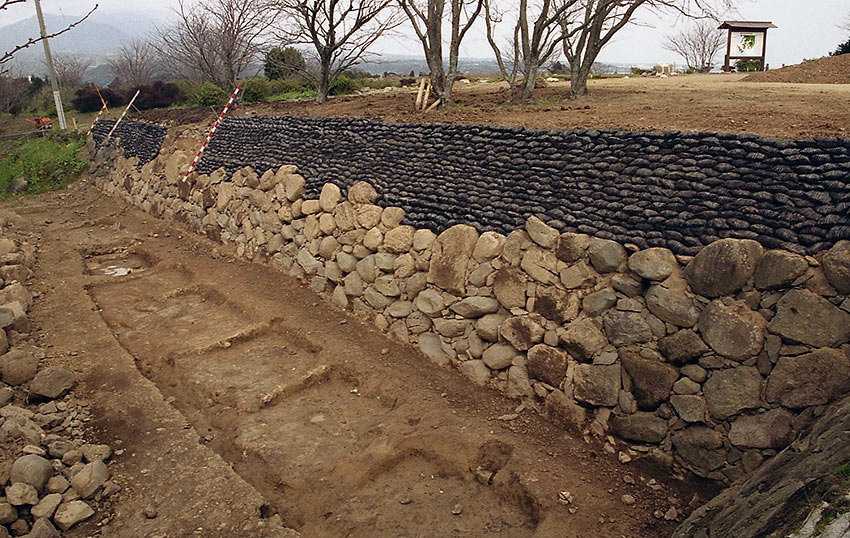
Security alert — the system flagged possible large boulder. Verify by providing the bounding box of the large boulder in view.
[534,286,579,324]
[526,344,568,386]
[765,348,850,408]
[768,289,850,347]
[821,240,850,294]
[727,409,793,449]
[573,364,620,406]
[683,239,763,298]
[602,311,653,347]
[0,349,38,386]
[628,248,678,281]
[555,233,591,263]
[620,351,679,410]
[587,238,626,273]
[753,250,808,290]
[28,366,75,400]
[10,454,52,492]
[525,216,558,248]
[561,319,607,361]
[544,390,586,433]
[698,300,767,361]
[658,330,708,363]
[610,412,668,443]
[427,224,479,295]
[645,285,700,327]
[672,426,726,477]
[492,267,527,309]
[500,316,545,351]
[451,297,501,318]
[703,366,763,420]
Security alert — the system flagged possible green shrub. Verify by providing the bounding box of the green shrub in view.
[265,47,307,80]
[270,78,309,95]
[242,78,272,103]
[192,83,229,107]
[0,133,88,198]
[330,75,358,96]
[834,37,850,56]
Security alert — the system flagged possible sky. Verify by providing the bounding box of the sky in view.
[2,0,848,68]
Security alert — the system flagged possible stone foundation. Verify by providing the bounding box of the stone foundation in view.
[87,131,850,483]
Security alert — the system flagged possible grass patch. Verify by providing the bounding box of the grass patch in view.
[269,89,318,101]
[0,132,88,199]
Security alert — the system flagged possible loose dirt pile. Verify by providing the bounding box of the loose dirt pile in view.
[743,54,850,84]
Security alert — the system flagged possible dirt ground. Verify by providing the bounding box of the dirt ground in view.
[138,73,850,140]
[743,54,850,85]
[0,178,719,537]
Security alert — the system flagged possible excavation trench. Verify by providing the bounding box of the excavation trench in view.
[83,252,551,536]
[16,183,713,537]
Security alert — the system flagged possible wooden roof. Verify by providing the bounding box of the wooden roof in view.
[718,21,777,30]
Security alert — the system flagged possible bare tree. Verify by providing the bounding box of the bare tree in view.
[0,73,29,114]
[664,20,724,72]
[52,54,89,87]
[484,0,579,103]
[154,0,280,90]
[0,0,98,74]
[275,0,400,103]
[109,39,159,87]
[398,0,484,107]
[559,0,731,98]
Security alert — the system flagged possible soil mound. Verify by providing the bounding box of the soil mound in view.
[743,54,850,84]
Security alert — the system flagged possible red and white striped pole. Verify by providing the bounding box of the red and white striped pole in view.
[182,84,242,182]
[103,89,141,145]
[86,103,108,136]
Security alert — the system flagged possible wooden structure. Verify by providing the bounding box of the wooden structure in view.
[719,21,777,72]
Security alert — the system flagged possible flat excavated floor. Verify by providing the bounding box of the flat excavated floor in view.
[5,179,715,537]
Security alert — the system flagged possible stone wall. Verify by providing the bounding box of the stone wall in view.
[91,120,168,167]
[88,136,850,484]
[190,116,850,256]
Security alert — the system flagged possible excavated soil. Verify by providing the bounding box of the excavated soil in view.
[743,54,850,85]
[2,179,719,537]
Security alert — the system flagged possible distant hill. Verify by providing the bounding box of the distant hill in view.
[0,11,161,75]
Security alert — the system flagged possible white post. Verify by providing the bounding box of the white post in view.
[33,0,67,130]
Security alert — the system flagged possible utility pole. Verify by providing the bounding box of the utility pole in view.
[33,0,67,130]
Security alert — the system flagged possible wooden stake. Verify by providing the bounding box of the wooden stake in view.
[415,78,426,110]
[424,99,441,112]
[422,80,431,111]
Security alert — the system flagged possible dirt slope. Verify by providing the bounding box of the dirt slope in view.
[743,54,850,84]
[3,179,718,537]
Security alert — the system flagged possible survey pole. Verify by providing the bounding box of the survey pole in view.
[34,0,67,130]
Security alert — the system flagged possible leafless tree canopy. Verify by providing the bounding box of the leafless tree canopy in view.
[109,39,159,87]
[275,0,400,103]
[154,0,280,90]
[0,72,29,114]
[664,20,724,72]
[52,54,89,88]
[0,0,98,73]
[398,0,483,106]
[484,0,579,104]
[559,0,732,98]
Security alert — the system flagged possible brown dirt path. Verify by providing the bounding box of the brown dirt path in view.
[5,179,716,537]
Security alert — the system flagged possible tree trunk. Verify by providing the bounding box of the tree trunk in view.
[316,59,331,104]
[512,62,538,104]
[569,62,590,98]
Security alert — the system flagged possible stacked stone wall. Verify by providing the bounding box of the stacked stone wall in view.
[192,116,850,256]
[91,120,168,167]
[89,133,850,484]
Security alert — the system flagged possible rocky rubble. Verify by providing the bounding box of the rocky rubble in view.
[0,229,118,537]
[90,135,850,487]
